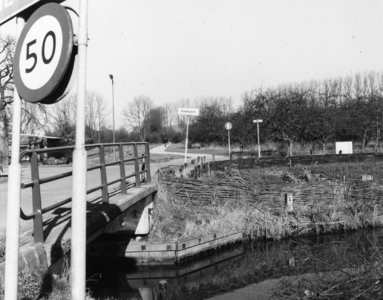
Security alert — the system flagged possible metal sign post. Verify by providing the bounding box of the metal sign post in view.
[184,116,189,164]
[178,108,200,165]
[4,14,25,300]
[71,0,88,299]
[3,2,78,298]
[225,122,232,158]
[253,119,263,158]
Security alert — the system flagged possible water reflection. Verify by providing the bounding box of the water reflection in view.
[87,229,383,300]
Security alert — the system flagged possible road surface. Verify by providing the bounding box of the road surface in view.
[0,145,226,232]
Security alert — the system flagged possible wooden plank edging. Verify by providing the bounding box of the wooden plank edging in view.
[124,231,243,265]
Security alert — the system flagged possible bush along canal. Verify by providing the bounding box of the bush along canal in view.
[156,161,383,241]
[86,229,383,299]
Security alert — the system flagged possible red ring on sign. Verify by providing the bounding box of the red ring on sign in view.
[14,3,73,103]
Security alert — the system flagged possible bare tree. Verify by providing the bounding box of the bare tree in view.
[49,95,77,143]
[49,91,108,143]
[20,102,48,134]
[122,95,153,141]
[0,36,14,167]
[85,91,107,143]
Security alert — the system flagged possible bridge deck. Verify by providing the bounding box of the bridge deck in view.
[41,183,157,266]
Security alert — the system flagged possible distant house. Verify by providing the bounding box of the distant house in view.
[19,134,63,150]
[9,134,68,161]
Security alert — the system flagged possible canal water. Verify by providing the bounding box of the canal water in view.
[86,229,383,300]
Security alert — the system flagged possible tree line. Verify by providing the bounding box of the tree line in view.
[2,32,383,167]
[123,72,383,157]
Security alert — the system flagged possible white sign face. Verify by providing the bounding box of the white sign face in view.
[225,122,232,130]
[253,119,263,123]
[178,108,200,116]
[20,16,63,90]
[13,3,74,103]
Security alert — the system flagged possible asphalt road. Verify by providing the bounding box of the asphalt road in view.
[0,145,226,232]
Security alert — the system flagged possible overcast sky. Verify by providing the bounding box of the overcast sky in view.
[2,0,383,128]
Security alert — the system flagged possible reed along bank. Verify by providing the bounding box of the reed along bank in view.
[151,161,383,242]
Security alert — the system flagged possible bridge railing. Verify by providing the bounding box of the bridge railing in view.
[18,142,151,243]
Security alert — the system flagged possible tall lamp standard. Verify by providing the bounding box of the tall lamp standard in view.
[253,119,263,158]
[109,74,116,161]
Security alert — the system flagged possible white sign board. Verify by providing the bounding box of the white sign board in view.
[253,119,263,123]
[0,0,64,26]
[335,141,353,154]
[178,108,200,116]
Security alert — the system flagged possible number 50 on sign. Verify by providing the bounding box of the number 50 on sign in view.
[14,3,74,103]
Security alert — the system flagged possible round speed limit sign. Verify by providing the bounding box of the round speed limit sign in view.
[225,122,233,130]
[14,3,74,103]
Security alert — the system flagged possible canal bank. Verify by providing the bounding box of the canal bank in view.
[154,159,383,243]
[86,229,383,300]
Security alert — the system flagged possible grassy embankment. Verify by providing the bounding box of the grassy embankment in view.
[150,161,383,242]
[148,160,383,299]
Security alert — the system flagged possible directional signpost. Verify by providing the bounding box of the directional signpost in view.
[225,122,232,158]
[253,119,263,158]
[178,108,200,166]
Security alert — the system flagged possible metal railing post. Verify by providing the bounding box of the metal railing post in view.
[119,144,127,194]
[145,143,152,183]
[133,144,141,188]
[31,153,44,243]
[99,146,109,204]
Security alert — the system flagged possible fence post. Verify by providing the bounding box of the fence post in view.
[145,143,152,183]
[31,153,44,243]
[99,146,109,204]
[119,144,127,194]
[212,154,215,162]
[133,144,141,188]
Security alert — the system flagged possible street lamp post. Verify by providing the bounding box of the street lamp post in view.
[109,74,116,161]
[253,119,263,158]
